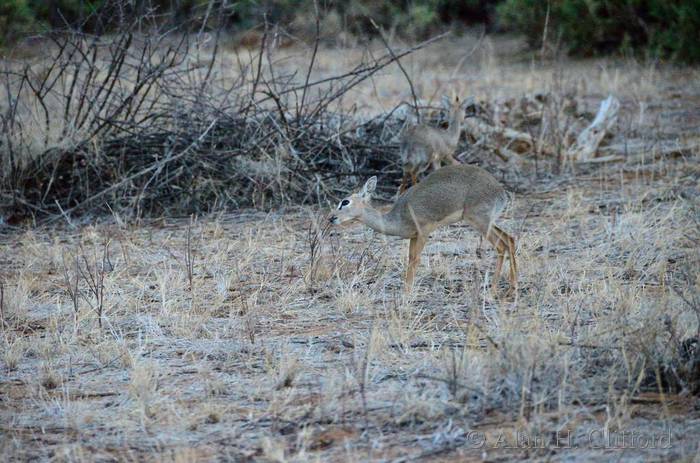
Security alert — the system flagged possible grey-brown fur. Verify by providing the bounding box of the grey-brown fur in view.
[399,96,464,192]
[387,165,508,238]
[329,165,517,292]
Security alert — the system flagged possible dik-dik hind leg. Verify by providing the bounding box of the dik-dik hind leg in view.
[405,235,426,290]
[485,228,508,287]
[492,225,517,289]
[467,215,507,293]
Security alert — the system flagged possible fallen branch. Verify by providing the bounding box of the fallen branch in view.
[568,95,620,161]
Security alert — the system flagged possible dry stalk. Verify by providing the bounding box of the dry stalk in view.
[61,251,81,334]
[76,241,110,330]
[185,217,195,293]
[0,280,5,331]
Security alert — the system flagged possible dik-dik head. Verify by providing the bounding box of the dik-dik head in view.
[329,177,377,225]
[441,93,464,123]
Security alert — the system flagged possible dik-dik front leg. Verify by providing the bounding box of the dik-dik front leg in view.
[398,171,419,195]
[399,170,412,194]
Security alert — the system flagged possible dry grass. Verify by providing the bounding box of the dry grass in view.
[1,35,700,461]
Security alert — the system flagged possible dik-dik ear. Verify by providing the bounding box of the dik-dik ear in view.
[361,176,377,199]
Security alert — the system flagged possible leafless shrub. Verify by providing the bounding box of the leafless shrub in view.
[61,251,81,333]
[60,240,110,331]
[76,241,110,330]
[0,3,449,222]
[185,217,195,293]
[305,216,332,290]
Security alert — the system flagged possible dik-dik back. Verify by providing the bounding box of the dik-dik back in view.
[388,165,508,234]
[400,125,455,166]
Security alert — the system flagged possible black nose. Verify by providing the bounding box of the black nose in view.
[329,215,337,223]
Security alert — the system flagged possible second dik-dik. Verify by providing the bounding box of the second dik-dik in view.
[330,165,517,292]
[399,95,464,193]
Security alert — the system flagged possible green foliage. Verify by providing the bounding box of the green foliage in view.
[407,2,439,36]
[496,0,700,63]
[0,0,108,43]
[0,0,35,45]
[495,0,548,48]
[434,0,501,24]
[29,0,105,23]
[332,0,500,37]
[2,0,698,63]
[647,1,700,63]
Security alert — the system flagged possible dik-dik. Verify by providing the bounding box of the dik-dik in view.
[399,95,464,193]
[330,165,517,292]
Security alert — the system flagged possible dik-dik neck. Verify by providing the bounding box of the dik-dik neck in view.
[447,108,462,146]
[360,205,412,238]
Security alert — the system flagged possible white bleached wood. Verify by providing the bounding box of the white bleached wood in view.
[568,95,620,161]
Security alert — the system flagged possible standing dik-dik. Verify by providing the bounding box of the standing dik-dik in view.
[329,165,517,291]
[399,95,464,193]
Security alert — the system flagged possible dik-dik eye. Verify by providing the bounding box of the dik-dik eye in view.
[339,199,350,209]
